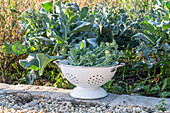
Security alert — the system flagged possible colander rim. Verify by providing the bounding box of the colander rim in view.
[57,60,120,68]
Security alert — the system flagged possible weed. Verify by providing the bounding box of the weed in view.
[155,99,167,112]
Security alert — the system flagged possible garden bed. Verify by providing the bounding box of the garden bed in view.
[0,0,170,106]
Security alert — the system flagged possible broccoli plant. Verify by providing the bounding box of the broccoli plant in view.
[68,39,125,67]
[2,0,98,81]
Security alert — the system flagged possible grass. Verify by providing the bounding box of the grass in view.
[0,0,51,46]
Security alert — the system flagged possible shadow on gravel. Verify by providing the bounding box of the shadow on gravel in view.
[0,84,170,111]
[0,89,120,107]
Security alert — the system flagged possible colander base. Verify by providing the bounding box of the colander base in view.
[70,87,107,99]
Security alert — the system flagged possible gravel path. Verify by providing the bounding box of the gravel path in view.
[0,93,169,113]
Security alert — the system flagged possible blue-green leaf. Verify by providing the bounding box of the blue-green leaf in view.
[68,14,80,26]
[19,53,39,71]
[87,15,95,22]
[3,41,27,56]
[162,21,170,30]
[162,78,168,91]
[162,43,170,51]
[12,41,27,56]
[142,21,158,34]
[69,22,92,34]
[29,36,53,46]
[41,2,53,13]
[80,7,89,19]
[80,41,86,49]
[2,42,13,54]
[51,31,63,44]
[27,70,38,85]
[55,0,67,25]
[166,1,170,10]
[36,53,58,76]
[133,33,157,45]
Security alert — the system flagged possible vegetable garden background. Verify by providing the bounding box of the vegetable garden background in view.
[0,0,170,98]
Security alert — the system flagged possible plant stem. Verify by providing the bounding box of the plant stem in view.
[0,62,6,82]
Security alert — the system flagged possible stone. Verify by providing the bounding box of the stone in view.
[8,103,14,108]
[89,107,96,112]
[71,107,75,111]
[0,83,170,112]
[122,108,127,112]
[109,106,115,110]
[115,108,120,112]
[21,109,28,112]
[140,111,146,113]
[135,107,141,112]
[66,102,72,107]
[96,107,101,111]
[18,102,23,106]
[0,102,6,106]
[10,108,16,112]
[47,100,52,104]
[108,95,170,110]
[28,100,39,107]
[102,107,107,110]
[75,108,78,112]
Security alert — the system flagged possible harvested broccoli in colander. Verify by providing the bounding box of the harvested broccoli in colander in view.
[68,40,125,67]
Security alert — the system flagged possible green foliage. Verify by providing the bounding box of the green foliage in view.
[166,1,170,10]
[53,72,75,89]
[36,53,58,75]
[92,4,141,49]
[68,40,125,66]
[80,7,89,19]
[2,41,27,56]
[3,1,99,79]
[19,54,39,71]
[41,2,53,13]
[155,99,167,112]
[130,0,170,98]
[1,0,169,98]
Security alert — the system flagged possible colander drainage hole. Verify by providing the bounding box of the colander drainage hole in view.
[65,73,79,84]
[88,75,104,86]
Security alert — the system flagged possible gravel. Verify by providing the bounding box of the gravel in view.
[0,93,169,113]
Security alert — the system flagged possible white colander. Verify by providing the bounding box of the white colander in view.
[54,60,125,99]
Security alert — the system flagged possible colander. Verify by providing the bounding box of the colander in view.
[53,60,125,99]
